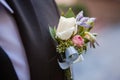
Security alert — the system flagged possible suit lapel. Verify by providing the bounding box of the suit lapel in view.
[6,0,44,79]
[6,0,64,80]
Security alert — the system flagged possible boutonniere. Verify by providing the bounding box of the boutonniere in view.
[49,8,99,80]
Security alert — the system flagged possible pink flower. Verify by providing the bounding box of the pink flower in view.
[72,35,84,47]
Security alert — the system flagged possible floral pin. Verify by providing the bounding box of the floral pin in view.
[49,8,99,80]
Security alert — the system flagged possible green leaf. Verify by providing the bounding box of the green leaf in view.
[87,22,94,31]
[49,26,56,41]
[64,8,75,18]
[78,26,85,36]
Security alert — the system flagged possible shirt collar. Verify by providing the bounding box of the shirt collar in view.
[0,0,14,13]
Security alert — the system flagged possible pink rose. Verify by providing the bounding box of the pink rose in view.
[72,35,84,47]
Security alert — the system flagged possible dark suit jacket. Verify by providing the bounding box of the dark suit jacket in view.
[0,0,65,80]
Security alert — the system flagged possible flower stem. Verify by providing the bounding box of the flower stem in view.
[64,68,73,80]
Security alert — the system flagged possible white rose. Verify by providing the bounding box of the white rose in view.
[56,16,77,40]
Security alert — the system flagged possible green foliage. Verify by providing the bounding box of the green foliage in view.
[56,39,73,53]
[87,22,94,31]
[58,4,89,16]
[49,5,98,80]
[64,8,75,18]
[71,4,89,16]
[64,68,72,80]
[75,46,84,55]
[77,26,85,36]
[49,26,56,40]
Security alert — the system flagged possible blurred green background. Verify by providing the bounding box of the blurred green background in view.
[57,3,89,16]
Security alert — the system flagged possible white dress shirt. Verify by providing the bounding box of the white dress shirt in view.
[0,1,30,80]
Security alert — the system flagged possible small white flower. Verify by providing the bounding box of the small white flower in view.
[84,32,96,41]
[56,16,77,40]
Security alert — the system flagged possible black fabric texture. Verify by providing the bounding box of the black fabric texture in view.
[6,0,65,80]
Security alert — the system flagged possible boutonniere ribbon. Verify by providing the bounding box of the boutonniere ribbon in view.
[49,8,99,80]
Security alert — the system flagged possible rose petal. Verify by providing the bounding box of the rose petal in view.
[56,27,76,40]
[56,16,77,40]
